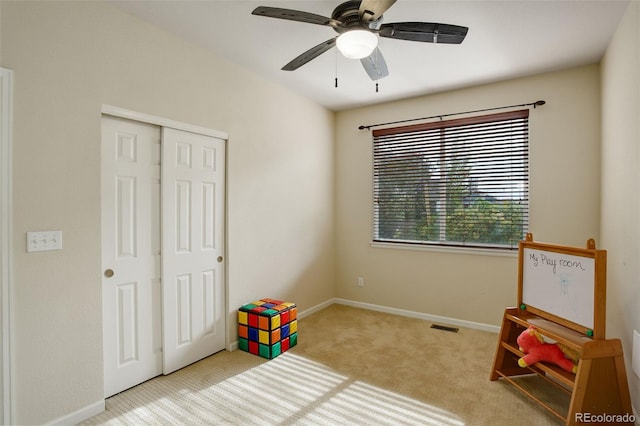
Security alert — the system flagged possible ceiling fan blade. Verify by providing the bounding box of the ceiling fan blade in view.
[379,22,468,44]
[360,47,389,81]
[252,6,333,26]
[359,0,397,22]
[282,38,337,71]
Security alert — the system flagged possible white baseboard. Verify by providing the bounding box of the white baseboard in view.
[229,297,500,350]
[332,298,501,333]
[45,399,104,426]
[297,297,336,319]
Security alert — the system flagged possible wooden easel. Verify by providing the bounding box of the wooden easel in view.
[490,234,633,425]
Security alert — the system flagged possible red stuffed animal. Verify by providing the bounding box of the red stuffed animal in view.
[517,326,578,374]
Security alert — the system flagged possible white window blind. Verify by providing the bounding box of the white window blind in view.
[372,109,529,250]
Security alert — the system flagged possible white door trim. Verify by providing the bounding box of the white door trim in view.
[1,67,14,425]
[101,105,228,140]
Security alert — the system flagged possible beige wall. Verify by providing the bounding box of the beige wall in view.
[601,0,640,412]
[3,0,639,423]
[334,65,602,327]
[0,1,335,424]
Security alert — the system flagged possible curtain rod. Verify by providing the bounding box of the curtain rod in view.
[358,100,546,131]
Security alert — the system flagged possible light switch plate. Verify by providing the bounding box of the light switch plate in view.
[27,231,62,252]
[633,330,640,379]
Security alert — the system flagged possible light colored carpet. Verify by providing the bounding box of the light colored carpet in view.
[81,304,567,425]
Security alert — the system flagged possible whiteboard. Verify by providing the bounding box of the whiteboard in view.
[522,247,595,329]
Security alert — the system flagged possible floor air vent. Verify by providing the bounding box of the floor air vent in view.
[430,324,459,333]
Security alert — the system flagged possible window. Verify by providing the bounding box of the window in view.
[372,109,529,250]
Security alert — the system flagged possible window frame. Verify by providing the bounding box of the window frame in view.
[371,109,530,252]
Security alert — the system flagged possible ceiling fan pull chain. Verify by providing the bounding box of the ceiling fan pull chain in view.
[335,49,339,88]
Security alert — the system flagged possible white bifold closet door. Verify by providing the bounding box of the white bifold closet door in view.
[161,127,226,374]
[101,117,225,397]
[101,116,163,397]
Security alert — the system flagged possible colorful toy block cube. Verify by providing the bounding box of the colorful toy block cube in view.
[238,298,297,359]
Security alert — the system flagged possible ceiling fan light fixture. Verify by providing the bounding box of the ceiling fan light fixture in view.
[336,30,378,59]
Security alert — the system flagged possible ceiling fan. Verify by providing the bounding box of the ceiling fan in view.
[252,0,468,81]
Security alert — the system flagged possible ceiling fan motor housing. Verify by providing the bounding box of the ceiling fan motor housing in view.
[332,0,381,33]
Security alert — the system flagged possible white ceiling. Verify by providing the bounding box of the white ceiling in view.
[109,0,630,111]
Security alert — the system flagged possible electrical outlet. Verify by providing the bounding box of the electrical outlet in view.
[357,277,364,287]
[633,330,640,378]
[27,231,62,252]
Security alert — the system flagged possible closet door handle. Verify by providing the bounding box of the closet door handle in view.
[104,269,114,278]
[217,256,223,263]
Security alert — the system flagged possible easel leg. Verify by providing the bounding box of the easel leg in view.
[490,315,523,380]
[566,359,590,426]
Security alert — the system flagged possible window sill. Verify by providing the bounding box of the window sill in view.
[370,241,519,258]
